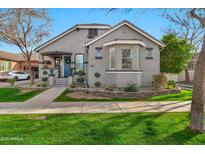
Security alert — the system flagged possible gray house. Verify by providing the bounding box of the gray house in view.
[35,20,163,87]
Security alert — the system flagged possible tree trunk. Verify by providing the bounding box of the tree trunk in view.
[26,57,34,84]
[185,67,190,83]
[189,32,205,132]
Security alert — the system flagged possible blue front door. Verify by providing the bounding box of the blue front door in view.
[64,56,71,77]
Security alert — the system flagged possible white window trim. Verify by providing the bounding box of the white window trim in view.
[136,46,141,69]
[109,48,116,70]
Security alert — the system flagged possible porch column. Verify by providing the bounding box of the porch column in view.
[38,53,44,79]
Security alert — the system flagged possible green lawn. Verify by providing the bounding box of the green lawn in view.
[54,89,192,102]
[0,88,44,102]
[147,90,192,101]
[0,113,204,144]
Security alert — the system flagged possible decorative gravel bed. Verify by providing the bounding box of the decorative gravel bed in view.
[72,87,181,98]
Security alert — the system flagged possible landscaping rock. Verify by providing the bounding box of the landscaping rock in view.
[75,88,180,98]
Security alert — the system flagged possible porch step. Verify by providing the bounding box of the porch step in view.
[54,78,68,87]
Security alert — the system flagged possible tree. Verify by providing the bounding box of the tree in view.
[0,9,51,84]
[160,34,192,73]
[189,8,205,132]
[163,10,204,82]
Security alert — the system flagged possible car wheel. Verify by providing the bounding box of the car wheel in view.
[14,76,18,81]
[27,76,30,80]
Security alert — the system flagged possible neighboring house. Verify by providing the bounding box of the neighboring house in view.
[166,53,199,82]
[0,50,46,78]
[35,20,164,87]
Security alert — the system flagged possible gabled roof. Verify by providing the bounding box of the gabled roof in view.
[35,23,111,51]
[85,20,164,47]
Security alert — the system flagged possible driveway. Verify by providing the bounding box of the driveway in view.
[0,85,192,114]
[0,79,39,88]
[177,83,193,91]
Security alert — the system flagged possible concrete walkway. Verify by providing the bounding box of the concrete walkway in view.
[0,87,66,114]
[177,83,193,91]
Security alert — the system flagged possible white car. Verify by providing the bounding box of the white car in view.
[0,72,14,81]
[8,70,30,81]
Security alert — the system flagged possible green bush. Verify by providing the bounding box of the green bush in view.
[43,70,48,75]
[41,82,48,87]
[153,73,168,89]
[95,81,101,87]
[76,77,85,84]
[124,83,138,92]
[42,77,48,82]
[167,80,176,88]
[76,70,85,76]
[95,72,101,78]
[7,78,16,86]
[36,83,41,87]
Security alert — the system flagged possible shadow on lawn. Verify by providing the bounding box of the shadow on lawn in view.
[159,127,202,145]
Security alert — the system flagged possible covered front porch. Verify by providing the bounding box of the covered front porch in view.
[38,51,73,78]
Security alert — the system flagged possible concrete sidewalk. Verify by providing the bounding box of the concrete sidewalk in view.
[0,100,192,114]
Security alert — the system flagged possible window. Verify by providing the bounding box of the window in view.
[0,60,11,72]
[146,47,153,59]
[95,47,102,59]
[87,29,98,38]
[122,48,132,70]
[75,54,84,72]
[109,48,116,70]
[188,63,196,71]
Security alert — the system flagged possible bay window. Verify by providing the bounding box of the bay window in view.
[122,48,132,70]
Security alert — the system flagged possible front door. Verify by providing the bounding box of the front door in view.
[64,56,71,77]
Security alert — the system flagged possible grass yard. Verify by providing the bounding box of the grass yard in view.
[0,113,204,145]
[54,89,192,102]
[147,90,192,101]
[0,88,44,102]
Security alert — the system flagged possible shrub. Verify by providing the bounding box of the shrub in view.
[7,78,16,86]
[124,83,138,92]
[95,72,101,78]
[95,81,101,87]
[76,77,85,84]
[41,82,48,87]
[167,80,176,88]
[153,73,168,89]
[70,84,76,88]
[42,77,48,82]
[43,70,48,75]
[76,70,85,76]
[36,83,41,87]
